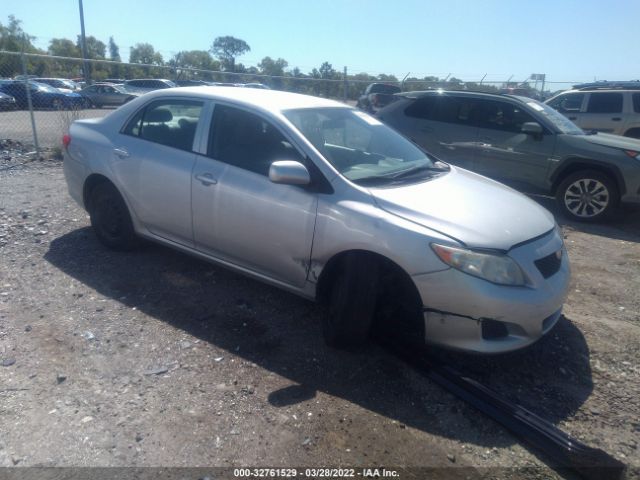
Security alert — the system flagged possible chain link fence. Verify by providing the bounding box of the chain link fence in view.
[1,50,577,153]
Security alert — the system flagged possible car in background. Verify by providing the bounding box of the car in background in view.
[0,80,85,110]
[123,78,177,95]
[175,79,212,87]
[80,83,138,108]
[356,83,402,113]
[0,91,17,110]
[63,86,570,354]
[376,90,640,222]
[33,78,81,93]
[242,83,270,89]
[545,82,640,138]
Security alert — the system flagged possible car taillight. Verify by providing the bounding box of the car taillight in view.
[62,134,71,148]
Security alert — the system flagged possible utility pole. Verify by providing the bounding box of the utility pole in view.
[343,66,348,103]
[78,0,90,85]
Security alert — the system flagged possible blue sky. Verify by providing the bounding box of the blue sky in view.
[4,0,639,86]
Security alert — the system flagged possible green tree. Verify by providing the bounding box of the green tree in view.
[0,15,43,76]
[77,35,106,59]
[47,38,81,78]
[108,36,122,78]
[210,36,250,72]
[129,43,164,77]
[258,56,288,89]
[48,38,80,57]
[169,50,219,80]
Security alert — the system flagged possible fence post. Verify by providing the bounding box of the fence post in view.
[21,41,40,158]
[343,66,348,103]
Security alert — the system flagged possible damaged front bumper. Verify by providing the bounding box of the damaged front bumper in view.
[412,231,571,354]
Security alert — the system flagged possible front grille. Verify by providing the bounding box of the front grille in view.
[535,251,562,279]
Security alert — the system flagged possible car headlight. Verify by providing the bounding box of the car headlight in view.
[431,243,527,286]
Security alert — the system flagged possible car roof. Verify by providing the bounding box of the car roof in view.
[142,86,346,111]
[396,89,527,102]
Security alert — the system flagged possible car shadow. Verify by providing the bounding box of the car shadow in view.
[530,194,640,243]
[44,228,594,452]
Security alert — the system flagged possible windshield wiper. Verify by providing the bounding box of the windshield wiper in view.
[385,163,449,180]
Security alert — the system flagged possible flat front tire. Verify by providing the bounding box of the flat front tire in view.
[323,253,379,348]
[89,182,139,250]
[556,170,618,222]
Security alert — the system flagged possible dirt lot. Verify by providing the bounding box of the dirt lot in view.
[1,156,639,479]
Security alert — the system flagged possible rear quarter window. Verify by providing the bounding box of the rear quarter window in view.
[633,93,640,113]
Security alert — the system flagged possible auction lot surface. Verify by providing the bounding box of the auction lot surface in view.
[1,160,639,478]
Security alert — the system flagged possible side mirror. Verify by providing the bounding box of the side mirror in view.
[269,160,311,186]
[521,122,543,136]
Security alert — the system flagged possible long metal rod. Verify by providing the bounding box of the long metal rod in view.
[78,0,90,85]
[382,339,626,480]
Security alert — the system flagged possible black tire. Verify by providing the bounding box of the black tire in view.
[323,253,379,348]
[51,98,64,110]
[89,182,139,250]
[556,170,618,222]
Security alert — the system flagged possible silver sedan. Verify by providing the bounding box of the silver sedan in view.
[63,87,570,353]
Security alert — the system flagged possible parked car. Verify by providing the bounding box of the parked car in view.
[123,78,177,95]
[63,87,570,354]
[0,91,16,110]
[0,81,85,110]
[242,83,270,89]
[377,90,640,222]
[33,78,81,93]
[80,83,138,108]
[357,83,401,113]
[175,79,212,87]
[545,82,640,138]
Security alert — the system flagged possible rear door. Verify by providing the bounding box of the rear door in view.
[581,92,625,135]
[191,103,317,287]
[395,95,478,169]
[472,99,556,191]
[112,98,205,246]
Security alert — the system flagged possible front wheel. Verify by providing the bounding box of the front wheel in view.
[323,253,379,348]
[556,170,618,222]
[89,182,139,250]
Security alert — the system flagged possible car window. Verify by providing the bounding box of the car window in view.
[123,100,203,151]
[472,100,536,133]
[208,104,304,176]
[85,86,98,93]
[586,93,623,113]
[548,93,584,113]
[369,84,401,94]
[405,96,474,125]
[632,93,640,113]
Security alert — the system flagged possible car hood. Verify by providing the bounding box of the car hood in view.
[580,132,640,150]
[369,167,555,251]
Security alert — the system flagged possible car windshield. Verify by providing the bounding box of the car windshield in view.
[30,82,59,93]
[284,107,445,185]
[524,99,584,135]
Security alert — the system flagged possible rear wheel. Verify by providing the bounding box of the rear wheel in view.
[51,98,63,110]
[323,253,379,348]
[556,170,618,222]
[89,182,139,250]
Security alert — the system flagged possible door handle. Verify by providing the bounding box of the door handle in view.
[195,173,217,186]
[113,147,129,159]
[611,117,622,121]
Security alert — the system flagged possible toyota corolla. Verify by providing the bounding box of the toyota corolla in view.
[63,87,570,353]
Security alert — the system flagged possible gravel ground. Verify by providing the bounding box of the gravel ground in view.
[1,156,639,479]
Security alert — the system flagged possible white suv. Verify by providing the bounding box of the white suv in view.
[546,82,640,138]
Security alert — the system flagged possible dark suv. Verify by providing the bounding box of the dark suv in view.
[377,90,640,222]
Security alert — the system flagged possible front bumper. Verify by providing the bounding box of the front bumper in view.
[413,230,570,354]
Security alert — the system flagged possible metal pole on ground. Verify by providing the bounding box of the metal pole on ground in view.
[21,37,40,158]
